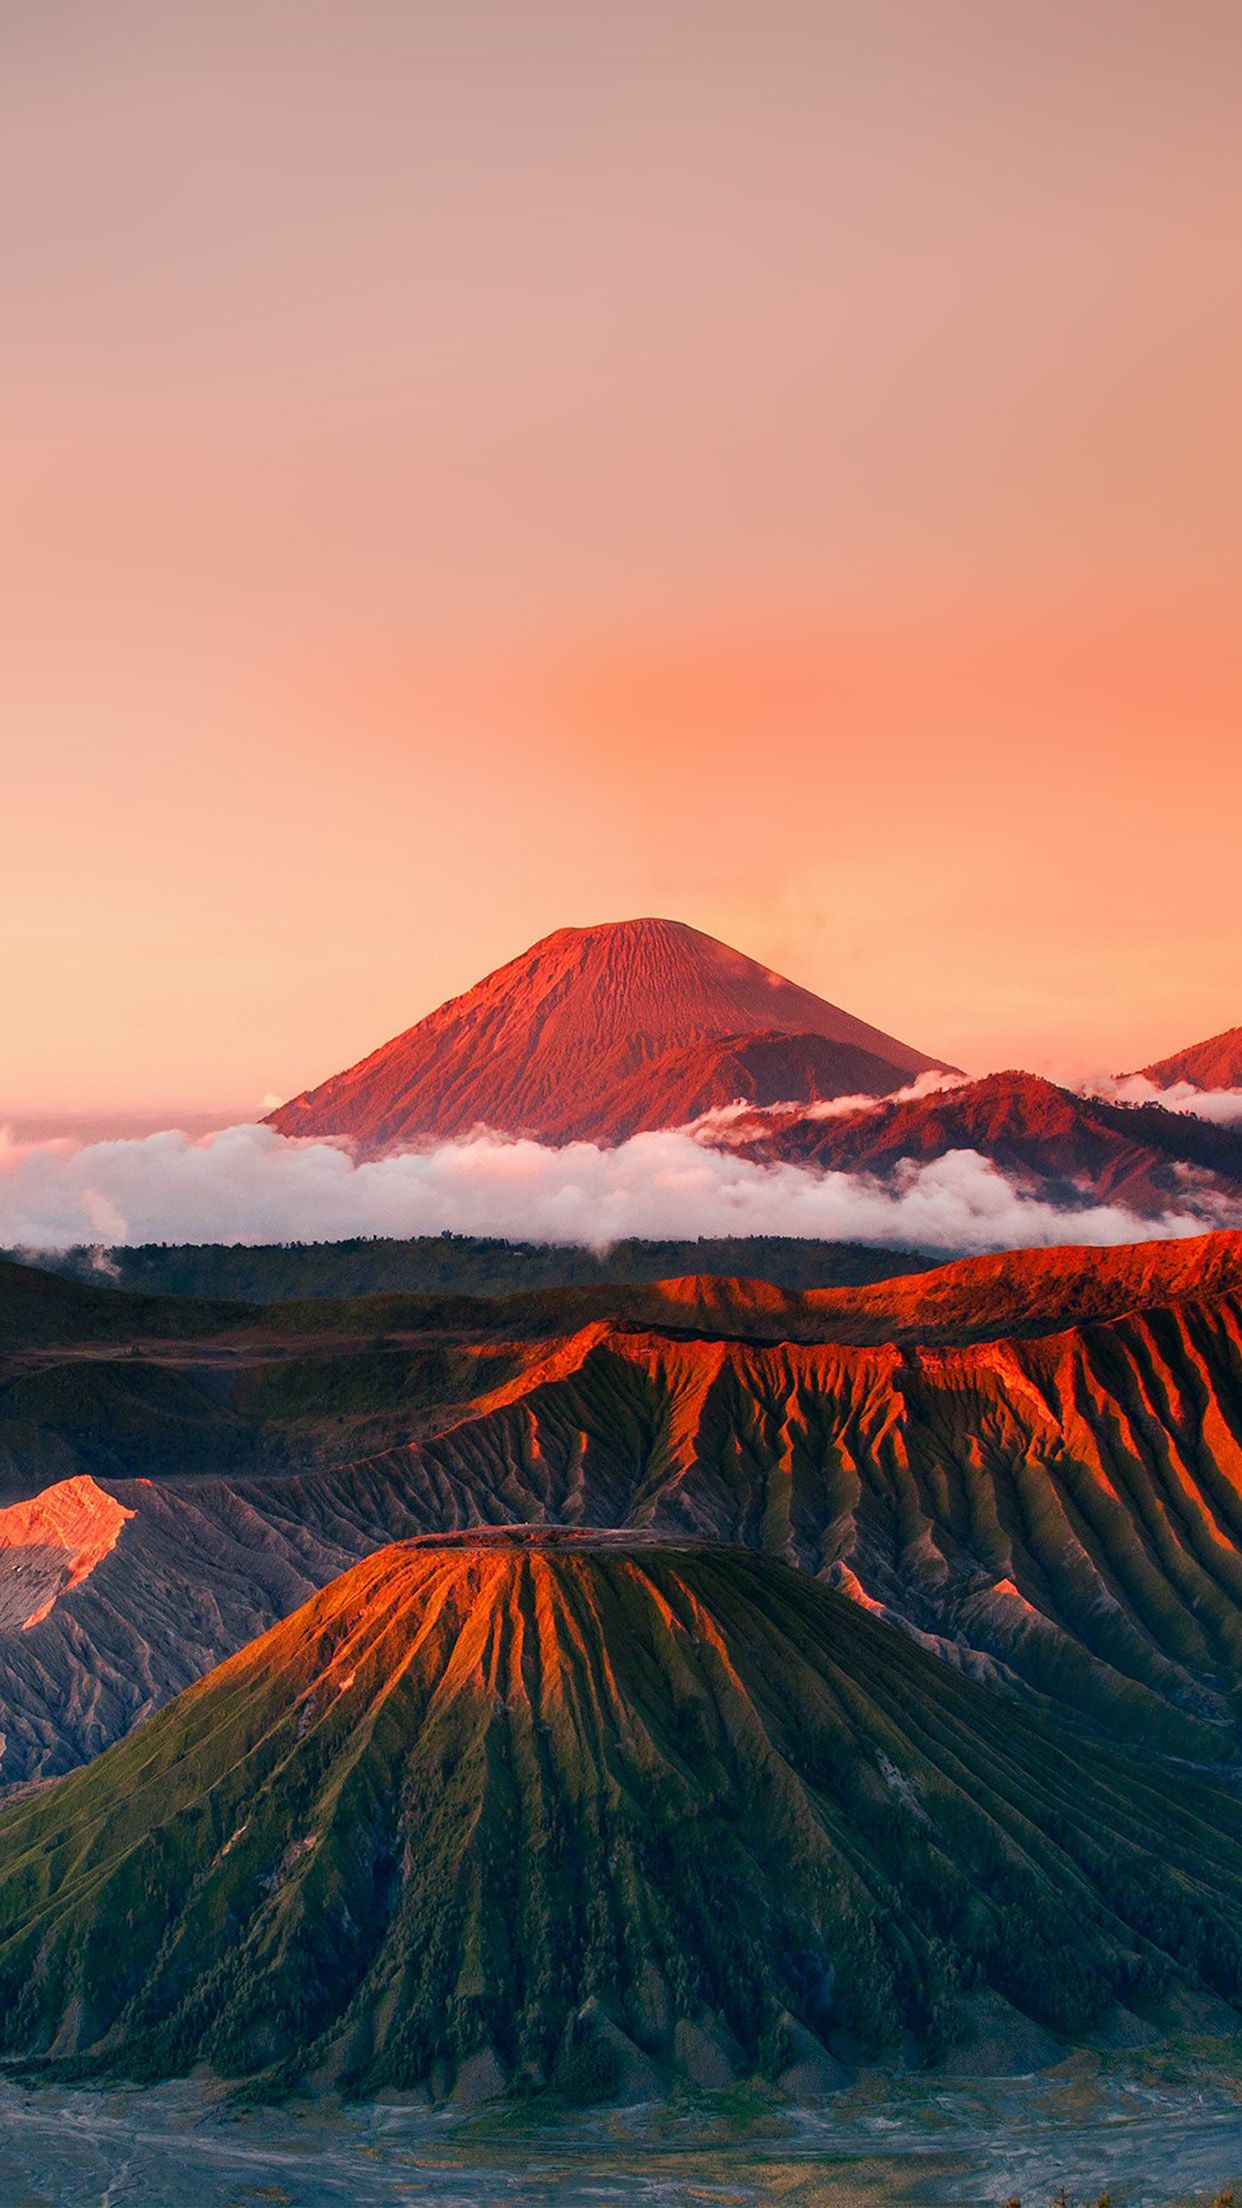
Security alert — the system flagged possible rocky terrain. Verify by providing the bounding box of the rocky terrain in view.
[4,1235,1242,1785]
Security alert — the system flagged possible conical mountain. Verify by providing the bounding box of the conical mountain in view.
[267,918,953,1150]
[3,1531,1241,2099]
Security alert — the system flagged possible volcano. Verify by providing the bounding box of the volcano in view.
[4,1530,1242,2098]
[1138,1025,1242,1091]
[266,917,953,1150]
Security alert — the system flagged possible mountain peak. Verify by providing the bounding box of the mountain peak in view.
[268,917,954,1151]
[531,914,710,949]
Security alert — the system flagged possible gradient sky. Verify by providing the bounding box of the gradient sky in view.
[3,2,1240,1121]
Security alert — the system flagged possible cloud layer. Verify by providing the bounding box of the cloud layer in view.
[1084,1075,1242,1128]
[685,1069,968,1142]
[1,1121,1233,1260]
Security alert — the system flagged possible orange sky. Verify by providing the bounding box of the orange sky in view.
[3,3,1240,1120]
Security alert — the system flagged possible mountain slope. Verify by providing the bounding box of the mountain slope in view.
[582,1028,936,1139]
[629,1228,1242,1343]
[23,1231,1242,1350]
[7,1238,1242,1788]
[1139,1026,1242,1091]
[3,1533,1242,2097]
[356,1285,1242,1747]
[5,1267,1242,1787]
[0,1255,250,1352]
[267,918,952,1150]
[722,1070,1242,1217]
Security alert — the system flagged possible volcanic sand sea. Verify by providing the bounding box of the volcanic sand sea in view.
[1,2054,1242,2206]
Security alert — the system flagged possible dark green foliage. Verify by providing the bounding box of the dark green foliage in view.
[550,2011,620,2103]
[29,1235,937,1304]
[0,1331,521,1488]
[0,1253,249,1349]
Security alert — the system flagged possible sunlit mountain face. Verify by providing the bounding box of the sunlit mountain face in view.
[266,917,955,1151]
[1136,1025,1242,1092]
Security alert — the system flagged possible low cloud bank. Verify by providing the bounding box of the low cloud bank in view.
[687,1069,967,1141]
[0,1121,1232,1259]
[1084,1075,1242,1128]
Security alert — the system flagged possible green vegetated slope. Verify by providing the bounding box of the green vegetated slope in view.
[2,1534,1241,2100]
[26,1234,941,1304]
[0,1340,526,1491]
[0,1255,250,1352]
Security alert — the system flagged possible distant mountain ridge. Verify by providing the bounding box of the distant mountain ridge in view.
[260,919,1242,1225]
[26,1234,938,1305]
[1138,1025,1242,1091]
[716,1068,1242,1217]
[267,917,954,1150]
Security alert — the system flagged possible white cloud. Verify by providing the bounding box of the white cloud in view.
[685,1068,968,1143]
[0,1120,1233,1259]
[1082,1074,1242,1127]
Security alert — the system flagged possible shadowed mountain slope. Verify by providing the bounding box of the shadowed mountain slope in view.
[587,1029,935,1139]
[0,1468,383,1784]
[266,918,952,1150]
[0,1256,251,1352]
[3,1533,1242,2099]
[724,1070,1242,1217]
[1139,1026,1242,1091]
